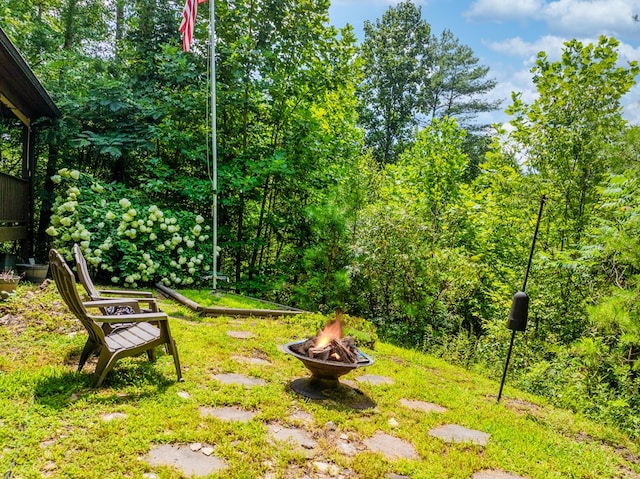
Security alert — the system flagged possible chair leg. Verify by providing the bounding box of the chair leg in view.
[93,350,119,388]
[167,338,183,382]
[78,338,99,372]
[146,347,157,362]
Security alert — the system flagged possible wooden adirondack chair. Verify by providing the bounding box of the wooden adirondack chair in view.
[49,249,182,387]
[73,243,158,312]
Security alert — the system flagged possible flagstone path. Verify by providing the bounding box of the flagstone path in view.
[140,327,530,479]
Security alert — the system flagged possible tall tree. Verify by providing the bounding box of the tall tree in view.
[507,36,639,249]
[419,29,500,129]
[358,1,498,165]
[506,36,639,341]
[358,0,430,164]
[215,0,362,292]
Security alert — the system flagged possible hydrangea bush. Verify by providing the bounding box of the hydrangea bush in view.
[46,169,215,288]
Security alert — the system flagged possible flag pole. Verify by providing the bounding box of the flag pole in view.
[210,0,218,291]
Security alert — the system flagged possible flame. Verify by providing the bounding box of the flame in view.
[315,319,343,349]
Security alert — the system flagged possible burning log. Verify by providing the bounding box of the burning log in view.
[291,317,359,364]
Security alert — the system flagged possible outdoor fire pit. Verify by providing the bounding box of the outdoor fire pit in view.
[283,316,375,407]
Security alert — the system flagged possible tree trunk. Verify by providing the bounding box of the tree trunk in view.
[63,0,78,50]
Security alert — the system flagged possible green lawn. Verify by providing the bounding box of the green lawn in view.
[0,282,638,478]
[177,288,293,310]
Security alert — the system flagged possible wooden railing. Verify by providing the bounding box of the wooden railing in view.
[0,172,29,241]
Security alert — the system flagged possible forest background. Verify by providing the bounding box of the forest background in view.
[2,0,640,439]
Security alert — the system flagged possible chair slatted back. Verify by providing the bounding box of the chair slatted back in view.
[73,243,100,300]
[49,249,106,345]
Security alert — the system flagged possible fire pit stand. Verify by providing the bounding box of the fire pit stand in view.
[283,340,375,407]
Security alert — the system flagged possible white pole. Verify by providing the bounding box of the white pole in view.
[210,0,218,291]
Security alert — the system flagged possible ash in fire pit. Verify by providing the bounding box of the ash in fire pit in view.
[284,313,374,408]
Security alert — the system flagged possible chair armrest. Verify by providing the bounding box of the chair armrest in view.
[98,289,154,298]
[93,296,158,312]
[88,312,169,324]
[83,299,142,312]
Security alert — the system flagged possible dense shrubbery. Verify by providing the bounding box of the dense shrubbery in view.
[46,169,215,288]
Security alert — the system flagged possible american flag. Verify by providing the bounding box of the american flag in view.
[179,0,207,52]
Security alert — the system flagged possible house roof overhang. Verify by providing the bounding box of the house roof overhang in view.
[0,26,60,127]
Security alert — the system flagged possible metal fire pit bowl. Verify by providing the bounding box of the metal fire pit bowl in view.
[283,340,375,406]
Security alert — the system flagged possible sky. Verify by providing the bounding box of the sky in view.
[328,0,640,127]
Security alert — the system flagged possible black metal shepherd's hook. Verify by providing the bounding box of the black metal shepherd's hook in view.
[497,195,546,403]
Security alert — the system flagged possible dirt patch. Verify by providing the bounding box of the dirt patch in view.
[399,398,447,414]
[502,398,543,417]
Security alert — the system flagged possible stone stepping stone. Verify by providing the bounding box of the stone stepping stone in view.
[428,424,490,446]
[146,444,227,478]
[473,470,528,479]
[199,406,257,422]
[313,461,341,476]
[100,412,127,422]
[289,410,314,425]
[387,474,411,479]
[399,398,447,414]
[336,439,357,456]
[226,330,254,339]
[363,431,419,460]
[212,373,266,388]
[354,374,394,385]
[232,355,271,366]
[267,424,317,452]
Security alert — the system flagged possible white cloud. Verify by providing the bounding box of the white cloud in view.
[466,0,640,39]
[331,0,427,6]
[617,42,640,64]
[465,0,545,22]
[623,91,640,124]
[486,35,568,64]
[486,37,640,125]
[488,35,640,67]
[543,0,640,38]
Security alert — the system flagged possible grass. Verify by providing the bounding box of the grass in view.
[1,282,639,478]
[176,288,293,310]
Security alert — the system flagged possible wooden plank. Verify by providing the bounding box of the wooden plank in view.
[0,225,27,241]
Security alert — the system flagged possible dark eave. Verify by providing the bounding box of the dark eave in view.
[0,26,60,126]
